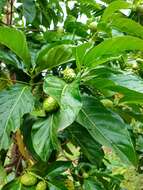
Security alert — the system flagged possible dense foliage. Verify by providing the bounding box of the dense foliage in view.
[0,0,143,189]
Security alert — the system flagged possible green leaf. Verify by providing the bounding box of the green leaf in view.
[48,182,68,190]
[0,84,34,150]
[0,0,7,14]
[0,27,31,67]
[0,49,23,68]
[101,0,131,22]
[31,117,59,161]
[36,44,74,72]
[84,67,143,104]
[23,0,36,23]
[76,96,137,166]
[83,179,104,190]
[2,179,36,190]
[46,161,72,179]
[111,17,143,39]
[43,76,82,130]
[83,36,143,67]
[75,42,93,70]
[0,164,6,188]
[21,114,40,161]
[68,122,104,166]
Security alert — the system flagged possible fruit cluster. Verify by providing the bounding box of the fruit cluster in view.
[21,172,47,190]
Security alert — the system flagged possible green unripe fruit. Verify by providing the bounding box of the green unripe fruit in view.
[43,96,59,113]
[136,5,143,15]
[57,26,64,34]
[21,173,37,186]
[101,99,113,108]
[88,22,97,32]
[63,68,76,83]
[36,181,47,190]
[83,172,89,179]
[65,179,75,190]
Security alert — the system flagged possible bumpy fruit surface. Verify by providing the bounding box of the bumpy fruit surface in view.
[20,173,37,186]
[65,179,75,190]
[43,96,59,113]
[63,68,76,83]
[36,181,47,190]
[136,5,143,15]
[57,26,64,34]
[101,99,113,108]
[88,21,97,32]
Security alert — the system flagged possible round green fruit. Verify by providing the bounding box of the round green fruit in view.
[88,21,97,32]
[136,5,143,15]
[83,172,89,179]
[63,68,76,83]
[21,173,37,186]
[101,99,113,108]
[43,96,59,113]
[57,26,64,34]
[36,181,47,190]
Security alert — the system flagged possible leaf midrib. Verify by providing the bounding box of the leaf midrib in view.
[4,86,27,134]
[80,108,136,165]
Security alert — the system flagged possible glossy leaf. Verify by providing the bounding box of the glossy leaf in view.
[23,0,36,23]
[83,179,104,190]
[83,67,143,104]
[111,17,143,39]
[83,36,143,67]
[43,76,82,130]
[75,42,93,70]
[68,122,104,166]
[2,179,36,190]
[46,161,72,179]
[76,96,137,166]
[36,44,74,72]
[31,117,59,162]
[101,0,131,22]
[0,27,31,67]
[0,84,34,150]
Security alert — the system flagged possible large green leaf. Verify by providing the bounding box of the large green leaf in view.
[48,181,68,190]
[2,179,36,190]
[0,27,31,67]
[0,84,34,150]
[111,17,143,39]
[83,67,143,104]
[68,122,104,166]
[46,161,72,179]
[75,42,93,70]
[76,96,137,166]
[83,179,104,190]
[101,0,131,22]
[23,0,36,23]
[36,44,74,72]
[83,36,143,67]
[43,76,82,130]
[0,49,23,68]
[31,117,59,162]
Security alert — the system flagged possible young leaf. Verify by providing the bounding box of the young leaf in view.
[0,84,34,150]
[101,0,131,22]
[43,76,82,130]
[76,96,137,166]
[0,27,31,67]
[83,36,143,67]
